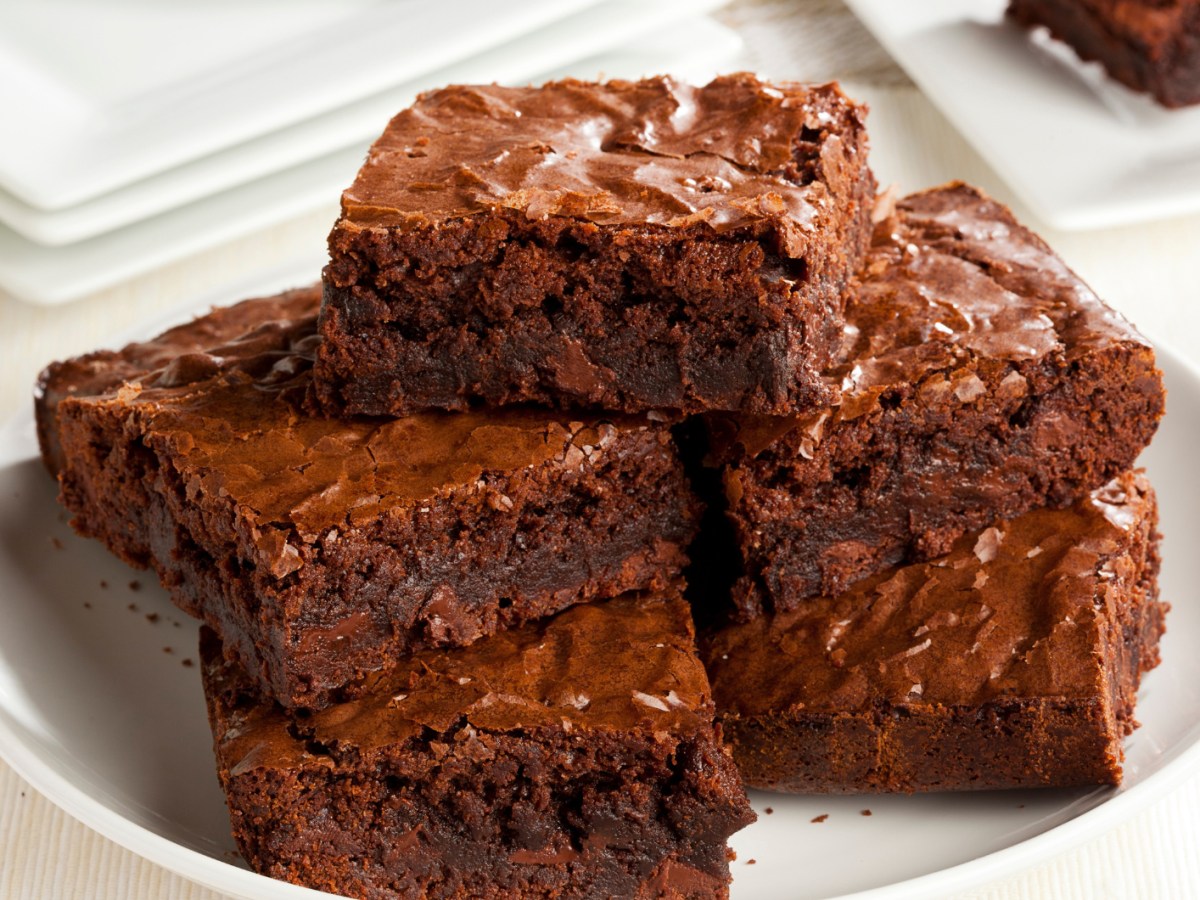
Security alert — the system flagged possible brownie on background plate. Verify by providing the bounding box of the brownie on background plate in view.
[707,183,1164,620]
[315,73,875,418]
[45,286,700,710]
[202,588,755,900]
[1009,0,1200,108]
[703,471,1165,793]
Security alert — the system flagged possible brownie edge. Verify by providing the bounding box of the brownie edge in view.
[35,286,322,477]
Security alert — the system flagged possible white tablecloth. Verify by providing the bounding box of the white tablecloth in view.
[2,1,1198,896]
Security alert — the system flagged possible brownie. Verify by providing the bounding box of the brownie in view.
[707,183,1164,619]
[1008,0,1200,108]
[315,73,875,417]
[50,289,701,710]
[35,287,321,478]
[702,471,1166,793]
[202,589,755,899]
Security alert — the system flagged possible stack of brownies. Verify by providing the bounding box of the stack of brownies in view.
[35,74,1166,898]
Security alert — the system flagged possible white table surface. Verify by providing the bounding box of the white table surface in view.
[2,1,1199,897]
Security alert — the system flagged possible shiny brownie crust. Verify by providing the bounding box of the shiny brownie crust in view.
[315,74,874,417]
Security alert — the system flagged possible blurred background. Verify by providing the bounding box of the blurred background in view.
[1,1,1199,898]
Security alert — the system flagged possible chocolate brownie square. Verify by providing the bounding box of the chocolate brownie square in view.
[1009,0,1200,108]
[49,289,700,709]
[708,183,1164,619]
[202,589,755,899]
[703,471,1165,793]
[315,73,874,417]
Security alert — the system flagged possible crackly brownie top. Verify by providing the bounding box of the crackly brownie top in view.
[58,288,657,547]
[336,73,866,252]
[714,182,1159,456]
[704,471,1157,713]
[204,590,712,772]
[36,287,323,477]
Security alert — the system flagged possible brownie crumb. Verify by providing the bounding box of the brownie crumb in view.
[82,602,92,610]
[163,646,173,654]
[861,809,873,817]
[51,537,64,550]
[128,580,141,591]
[99,580,108,589]
[182,658,195,668]
[764,807,774,815]
[746,859,757,866]
[1017,804,1026,809]
[146,613,159,624]
[811,814,829,824]
[172,621,181,628]
[127,603,138,612]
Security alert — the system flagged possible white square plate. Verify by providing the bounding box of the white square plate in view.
[0,0,600,210]
[0,14,743,306]
[844,0,1200,230]
[0,0,729,247]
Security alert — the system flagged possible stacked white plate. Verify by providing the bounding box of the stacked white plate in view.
[0,0,743,306]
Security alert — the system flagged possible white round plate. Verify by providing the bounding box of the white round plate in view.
[0,289,1197,899]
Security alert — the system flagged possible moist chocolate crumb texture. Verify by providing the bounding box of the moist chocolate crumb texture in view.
[703,471,1166,794]
[315,73,875,418]
[1008,0,1200,108]
[48,287,701,710]
[707,183,1164,619]
[202,590,756,900]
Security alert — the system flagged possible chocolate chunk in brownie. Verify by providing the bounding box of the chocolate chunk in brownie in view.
[202,589,755,899]
[315,73,875,417]
[707,183,1164,619]
[703,471,1165,793]
[35,287,321,477]
[1009,0,1200,108]
[51,289,700,709]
